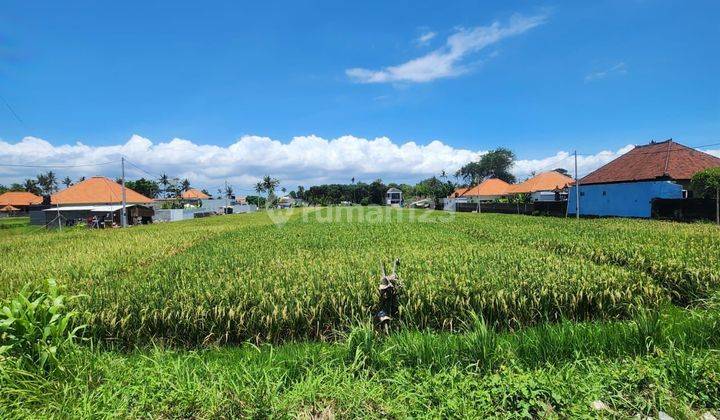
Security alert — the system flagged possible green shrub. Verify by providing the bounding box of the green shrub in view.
[0,279,85,372]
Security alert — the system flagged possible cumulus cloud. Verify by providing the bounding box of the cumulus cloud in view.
[346,14,547,84]
[585,62,627,82]
[513,145,635,180]
[0,134,645,193]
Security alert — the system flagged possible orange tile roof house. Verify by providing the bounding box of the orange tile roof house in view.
[568,139,720,218]
[0,191,43,211]
[451,178,512,199]
[509,171,574,194]
[180,188,210,200]
[51,176,154,205]
[31,177,155,228]
[444,178,512,211]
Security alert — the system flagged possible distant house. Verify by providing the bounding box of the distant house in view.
[278,196,295,209]
[568,139,720,218]
[443,178,511,211]
[0,191,43,214]
[180,188,210,204]
[509,171,574,202]
[32,176,155,227]
[386,188,403,206]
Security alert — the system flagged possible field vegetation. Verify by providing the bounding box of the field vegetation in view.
[1,208,720,417]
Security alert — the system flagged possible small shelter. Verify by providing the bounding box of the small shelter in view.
[386,188,403,206]
[568,139,720,218]
[0,205,20,216]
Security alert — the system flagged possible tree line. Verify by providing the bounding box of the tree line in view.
[1,148,593,207]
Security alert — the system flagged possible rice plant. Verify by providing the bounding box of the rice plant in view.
[0,208,718,345]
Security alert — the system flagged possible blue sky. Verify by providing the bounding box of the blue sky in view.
[1,1,719,189]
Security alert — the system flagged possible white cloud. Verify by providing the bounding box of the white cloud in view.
[416,31,437,45]
[0,134,643,192]
[585,62,627,82]
[346,14,547,84]
[513,145,635,180]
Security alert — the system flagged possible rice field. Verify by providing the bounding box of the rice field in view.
[1,207,718,345]
[3,207,720,417]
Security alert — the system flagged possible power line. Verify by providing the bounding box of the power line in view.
[576,141,720,157]
[0,160,119,168]
[0,93,25,128]
[122,158,164,180]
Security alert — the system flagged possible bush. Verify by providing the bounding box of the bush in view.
[0,279,85,371]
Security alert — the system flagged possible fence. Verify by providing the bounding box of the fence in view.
[455,201,568,217]
[651,198,719,222]
[153,205,257,223]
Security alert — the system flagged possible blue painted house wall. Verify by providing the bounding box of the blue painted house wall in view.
[568,181,683,218]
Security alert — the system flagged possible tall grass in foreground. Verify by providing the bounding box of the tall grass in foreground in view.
[2,305,719,418]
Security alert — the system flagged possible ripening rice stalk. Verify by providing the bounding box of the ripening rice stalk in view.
[0,208,717,345]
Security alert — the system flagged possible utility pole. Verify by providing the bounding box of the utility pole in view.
[224,180,229,214]
[56,202,61,231]
[121,157,127,227]
[574,150,580,219]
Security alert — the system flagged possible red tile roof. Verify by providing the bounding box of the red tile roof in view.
[510,171,574,194]
[451,178,511,197]
[580,140,720,185]
[180,188,210,200]
[51,176,154,205]
[0,191,43,207]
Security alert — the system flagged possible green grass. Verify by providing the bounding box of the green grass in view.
[0,216,31,234]
[2,305,719,418]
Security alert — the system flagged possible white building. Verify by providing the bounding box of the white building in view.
[386,188,403,206]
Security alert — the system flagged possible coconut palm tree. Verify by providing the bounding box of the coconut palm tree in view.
[259,175,280,208]
[62,176,73,189]
[36,171,58,195]
[181,178,191,192]
[255,182,265,208]
[159,173,170,197]
[46,171,57,193]
[264,176,279,206]
[23,179,40,195]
